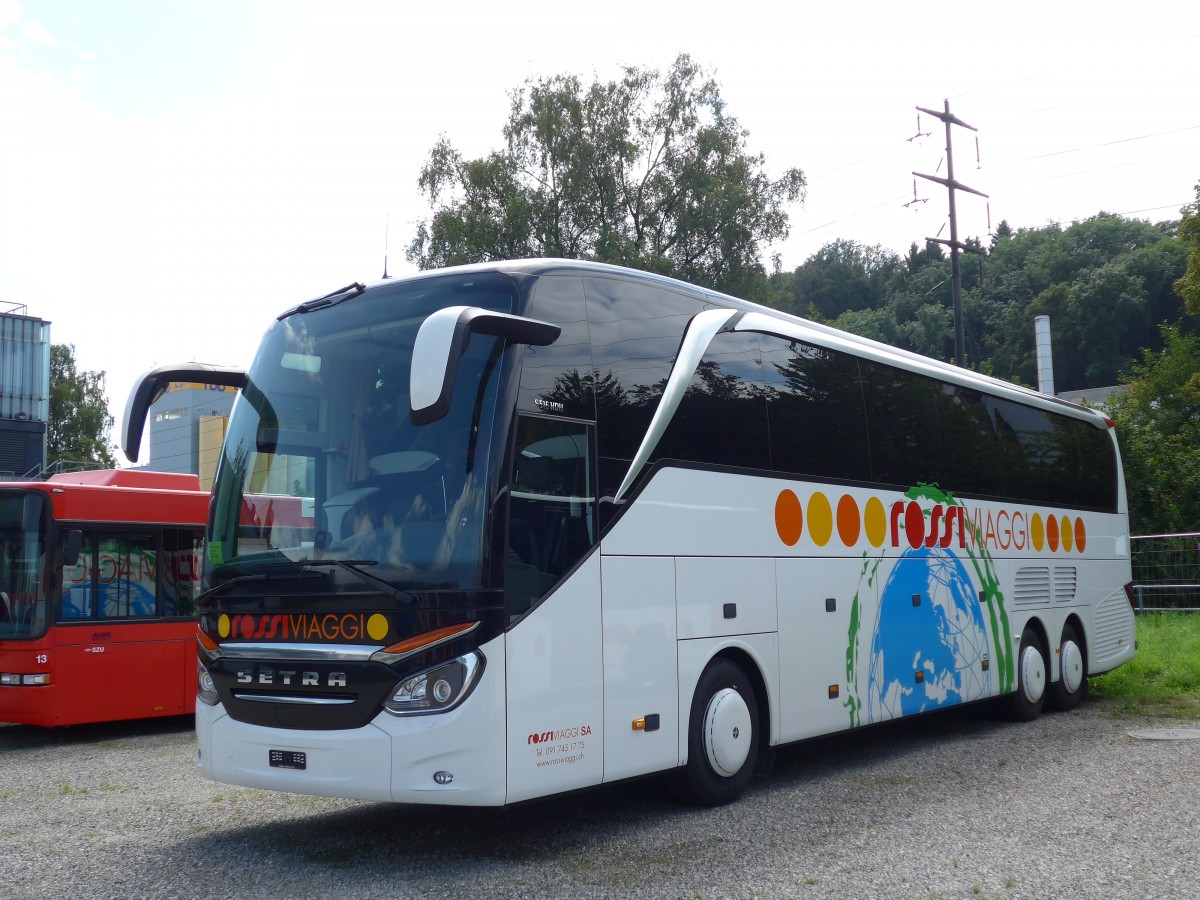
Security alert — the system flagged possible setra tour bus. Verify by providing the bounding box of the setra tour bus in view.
[122,260,1136,806]
[0,469,209,726]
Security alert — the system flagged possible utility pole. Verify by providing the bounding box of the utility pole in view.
[913,100,988,367]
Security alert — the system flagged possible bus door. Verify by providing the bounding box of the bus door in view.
[55,530,190,724]
[503,415,605,802]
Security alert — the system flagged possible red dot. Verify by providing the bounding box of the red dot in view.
[775,490,803,546]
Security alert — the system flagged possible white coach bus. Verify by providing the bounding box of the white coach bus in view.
[123,259,1135,806]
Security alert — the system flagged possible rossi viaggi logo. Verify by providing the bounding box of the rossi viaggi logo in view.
[774,488,1087,554]
[216,612,391,643]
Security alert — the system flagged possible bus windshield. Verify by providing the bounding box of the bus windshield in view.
[206,272,516,592]
[0,490,48,639]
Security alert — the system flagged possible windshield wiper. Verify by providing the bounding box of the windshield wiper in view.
[278,282,366,319]
[195,569,327,610]
[256,558,414,606]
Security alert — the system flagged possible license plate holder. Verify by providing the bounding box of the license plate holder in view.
[269,749,307,770]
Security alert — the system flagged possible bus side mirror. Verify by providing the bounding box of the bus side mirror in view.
[122,363,247,462]
[410,307,560,426]
[63,530,83,568]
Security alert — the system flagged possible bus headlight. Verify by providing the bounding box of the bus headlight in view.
[383,651,483,716]
[197,661,220,706]
[1,673,50,686]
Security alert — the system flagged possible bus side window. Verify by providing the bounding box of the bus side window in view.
[762,337,871,483]
[60,530,95,620]
[519,275,595,420]
[506,415,597,620]
[161,528,203,617]
[583,276,710,498]
[97,531,158,619]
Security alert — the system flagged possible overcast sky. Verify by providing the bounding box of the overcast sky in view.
[1,0,1196,463]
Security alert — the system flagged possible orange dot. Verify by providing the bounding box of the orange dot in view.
[836,495,861,546]
[775,490,803,546]
[1060,515,1073,553]
[864,497,887,547]
[808,492,833,547]
[1031,513,1045,552]
[1074,517,1087,553]
[1047,514,1060,552]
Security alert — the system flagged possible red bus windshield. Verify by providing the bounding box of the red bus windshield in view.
[0,491,49,640]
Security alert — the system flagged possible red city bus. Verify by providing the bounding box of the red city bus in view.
[0,469,208,727]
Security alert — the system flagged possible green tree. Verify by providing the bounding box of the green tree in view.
[788,239,902,320]
[48,343,116,468]
[1176,182,1200,315]
[407,55,806,299]
[1108,325,1200,533]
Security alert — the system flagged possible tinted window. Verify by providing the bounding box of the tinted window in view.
[985,396,1115,509]
[762,337,871,482]
[859,360,943,490]
[518,275,594,420]
[656,331,769,470]
[584,276,711,497]
[507,416,597,619]
[932,385,1005,496]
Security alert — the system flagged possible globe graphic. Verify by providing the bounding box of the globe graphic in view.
[866,546,991,722]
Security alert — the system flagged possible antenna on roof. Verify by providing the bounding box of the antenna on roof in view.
[382,211,390,279]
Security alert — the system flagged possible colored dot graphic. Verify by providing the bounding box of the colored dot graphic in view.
[773,489,1087,555]
[808,492,833,547]
[367,613,390,642]
[775,490,803,546]
[218,614,231,638]
[864,497,887,548]
[836,494,860,546]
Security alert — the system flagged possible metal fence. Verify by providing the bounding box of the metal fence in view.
[1131,533,1200,612]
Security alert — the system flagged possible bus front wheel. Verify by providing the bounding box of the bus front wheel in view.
[1048,622,1088,711]
[667,658,759,807]
[1002,626,1048,722]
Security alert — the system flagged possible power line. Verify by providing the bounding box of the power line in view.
[985,124,1200,168]
[800,193,912,235]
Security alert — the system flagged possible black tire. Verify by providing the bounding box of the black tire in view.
[1001,626,1048,722]
[1048,622,1088,711]
[666,659,760,807]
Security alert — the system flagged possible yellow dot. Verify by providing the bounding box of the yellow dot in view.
[367,613,389,642]
[1031,513,1044,552]
[808,492,833,547]
[218,614,231,639]
[864,497,887,547]
[1060,516,1073,553]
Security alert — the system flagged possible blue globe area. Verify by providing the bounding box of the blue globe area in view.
[867,547,991,722]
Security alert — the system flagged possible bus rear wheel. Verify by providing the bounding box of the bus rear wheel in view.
[1048,622,1088,711]
[1002,626,1048,722]
[667,658,759,807]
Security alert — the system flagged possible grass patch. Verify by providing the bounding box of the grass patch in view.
[1091,612,1200,718]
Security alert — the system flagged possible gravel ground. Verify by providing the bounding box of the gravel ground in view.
[1,698,1198,899]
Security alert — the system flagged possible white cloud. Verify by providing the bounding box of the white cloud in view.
[19,17,56,46]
